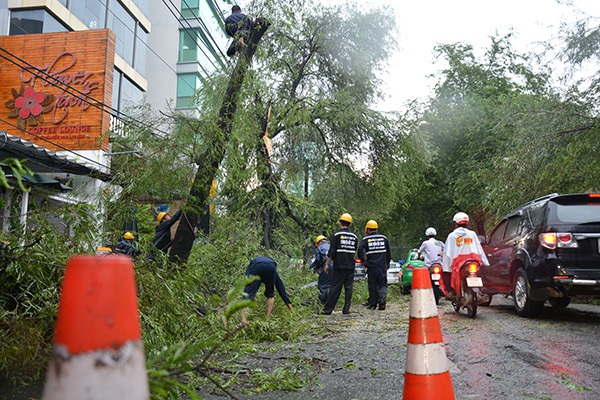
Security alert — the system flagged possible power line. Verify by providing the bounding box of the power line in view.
[160,0,225,75]
[0,116,112,173]
[180,0,228,64]
[7,1,227,108]
[0,3,234,169]
[0,49,198,177]
[98,0,204,94]
[0,48,173,138]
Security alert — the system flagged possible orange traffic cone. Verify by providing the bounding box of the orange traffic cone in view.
[402,268,455,400]
[43,255,149,400]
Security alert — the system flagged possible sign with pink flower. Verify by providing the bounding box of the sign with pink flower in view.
[0,30,115,151]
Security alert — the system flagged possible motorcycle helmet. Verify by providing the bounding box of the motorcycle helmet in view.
[425,227,436,237]
[453,212,469,225]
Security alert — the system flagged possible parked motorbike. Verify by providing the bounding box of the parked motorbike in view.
[429,262,444,305]
[451,260,483,318]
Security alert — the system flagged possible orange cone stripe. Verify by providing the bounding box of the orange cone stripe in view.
[408,288,438,319]
[405,343,449,375]
[411,268,433,290]
[403,371,455,400]
[53,255,141,354]
[407,316,443,344]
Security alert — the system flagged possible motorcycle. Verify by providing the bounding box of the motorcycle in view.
[429,262,444,305]
[451,260,483,318]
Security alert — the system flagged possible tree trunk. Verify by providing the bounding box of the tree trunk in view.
[169,19,270,264]
[256,100,275,249]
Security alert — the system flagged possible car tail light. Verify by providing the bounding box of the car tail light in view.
[539,232,578,249]
[467,262,479,274]
[589,193,600,198]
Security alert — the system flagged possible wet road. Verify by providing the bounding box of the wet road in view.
[200,293,600,400]
[7,290,599,399]
[442,296,600,399]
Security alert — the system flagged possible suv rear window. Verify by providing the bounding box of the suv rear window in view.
[547,196,600,224]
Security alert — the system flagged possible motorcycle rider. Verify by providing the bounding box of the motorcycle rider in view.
[358,220,391,310]
[418,227,444,268]
[310,235,333,305]
[442,212,489,298]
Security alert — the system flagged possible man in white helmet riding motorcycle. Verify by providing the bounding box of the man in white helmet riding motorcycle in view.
[442,212,489,298]
[418,227,444,268]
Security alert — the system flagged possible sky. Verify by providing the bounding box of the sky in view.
[318,0,600,112]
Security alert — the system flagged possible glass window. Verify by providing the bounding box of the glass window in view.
[176,73,200,109]
[504,216,521,240]
[132,0,149,15]
[181,0,200,19]
[70,0,106,30]
[179,29,202,62]
[109,0,136,66]
[10,9,69,35]
[551,203,600,224]
[489,220,507,245]
[120,75,144,107]
[112,69,122,113]
[134,23,147,75]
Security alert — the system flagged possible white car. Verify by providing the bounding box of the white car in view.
[387,261,402,284]
[354,259,367,280]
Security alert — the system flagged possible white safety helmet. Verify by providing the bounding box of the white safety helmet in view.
[453,212,469,225]
[425,227,436,237]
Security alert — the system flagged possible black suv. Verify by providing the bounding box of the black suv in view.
[481,193,600,317]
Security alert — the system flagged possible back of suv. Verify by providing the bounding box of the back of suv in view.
[481,193,600,317]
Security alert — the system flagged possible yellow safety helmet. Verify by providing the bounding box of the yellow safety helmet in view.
[123,232,135,240]
[365,220,378,232]
[157,212,167,223]
[339,213,353,223]
[315,235,327,245]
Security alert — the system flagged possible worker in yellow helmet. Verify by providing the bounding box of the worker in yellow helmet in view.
[114,231,139,258]
[358,220,391,310]
[310,235,333,305]
[153,209,183,253]
[322,213,358,315]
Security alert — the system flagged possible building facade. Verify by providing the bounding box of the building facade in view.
[0,0,229,236]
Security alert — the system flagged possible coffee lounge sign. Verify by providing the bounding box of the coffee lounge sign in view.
[0,30,115,151]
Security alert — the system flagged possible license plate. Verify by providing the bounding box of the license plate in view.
[466,277,483,287]
[431,273,441,281]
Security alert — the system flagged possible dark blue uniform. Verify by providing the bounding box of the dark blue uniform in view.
[153,210,182,253]
[322,228,358,314]
[358,232,391,308]
[224,11,251,38]
[114,239,137,258]
[311,242,332,305]
[243,256,291,306]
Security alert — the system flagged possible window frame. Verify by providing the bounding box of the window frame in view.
[176,73,201,109]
